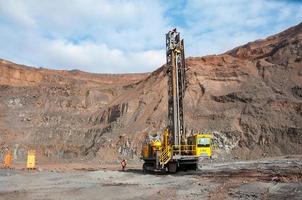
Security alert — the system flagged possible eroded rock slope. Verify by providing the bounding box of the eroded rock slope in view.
[0,22,301,161]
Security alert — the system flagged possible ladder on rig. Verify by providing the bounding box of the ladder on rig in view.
[159,146,172,166]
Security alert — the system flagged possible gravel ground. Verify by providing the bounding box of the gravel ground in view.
[0,156,301,200]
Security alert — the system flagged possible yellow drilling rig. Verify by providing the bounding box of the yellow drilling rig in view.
[141,29,212,173]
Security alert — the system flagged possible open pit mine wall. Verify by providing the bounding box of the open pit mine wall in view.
[0,23,302,161]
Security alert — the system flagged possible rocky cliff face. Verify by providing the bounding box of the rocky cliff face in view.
[0,23,301,162]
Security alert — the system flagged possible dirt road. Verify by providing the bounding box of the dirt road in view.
[1,156,301,200]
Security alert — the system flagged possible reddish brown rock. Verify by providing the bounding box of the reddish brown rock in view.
[0,22,301,162]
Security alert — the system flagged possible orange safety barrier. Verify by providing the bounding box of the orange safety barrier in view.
[3,151,12,168]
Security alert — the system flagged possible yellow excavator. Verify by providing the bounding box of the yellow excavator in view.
[141,29,212,173]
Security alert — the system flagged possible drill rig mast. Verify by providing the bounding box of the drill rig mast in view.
[141,29,212,173]
[166,28,186,147]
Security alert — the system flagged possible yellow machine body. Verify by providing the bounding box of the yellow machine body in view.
[142,133,212,159]
[187,134,212,157]
[142,145,150,158]
[141,137,162,159]
[141,130,213,172]
[151,140,162,149]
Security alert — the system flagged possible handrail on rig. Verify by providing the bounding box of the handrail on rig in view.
[171,145,196,155]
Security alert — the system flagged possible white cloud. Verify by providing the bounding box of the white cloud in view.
[180,0,302,56]
[0,28,165,73]
[0,0,36,28]
[0,0,301,73]
[0,0,168,73]
[40,40,165,73]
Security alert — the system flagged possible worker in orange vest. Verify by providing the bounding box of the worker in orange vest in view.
[121,159,126,171]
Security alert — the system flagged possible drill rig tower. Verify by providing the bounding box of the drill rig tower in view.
[166,28,186,148]
[141,29,212,173]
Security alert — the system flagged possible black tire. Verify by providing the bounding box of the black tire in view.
[194,163,198,171]
[143,162,156,172]
[168,162,177,173]
[181,164,197,171]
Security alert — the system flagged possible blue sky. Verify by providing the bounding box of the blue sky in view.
[0,0,301,73]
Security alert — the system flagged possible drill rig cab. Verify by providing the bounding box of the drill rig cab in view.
[141,29,212,173]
